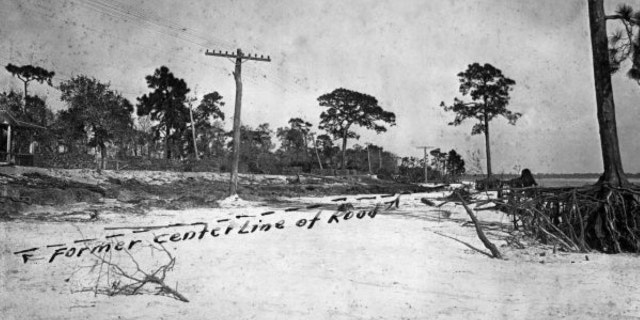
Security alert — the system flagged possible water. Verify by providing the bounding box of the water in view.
[537,178,640,188]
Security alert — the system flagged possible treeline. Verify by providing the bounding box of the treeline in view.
[2,63,466,180]
[397,148,465,183]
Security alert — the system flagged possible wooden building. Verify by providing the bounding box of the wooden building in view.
[0,107,46,165]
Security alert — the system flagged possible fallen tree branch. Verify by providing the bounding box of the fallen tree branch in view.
[458,194,503,259]
[77,240,189,303]
[432,231,494,258]
[298,173,365,185]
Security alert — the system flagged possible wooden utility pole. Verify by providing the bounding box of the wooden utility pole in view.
[188,97,199,160]
[205,48,271,195]
[309,132,323,170]
[416,146,434,184]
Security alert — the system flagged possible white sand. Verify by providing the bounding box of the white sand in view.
[1,170,639,319]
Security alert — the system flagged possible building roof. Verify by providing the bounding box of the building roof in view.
[0,110,47,130]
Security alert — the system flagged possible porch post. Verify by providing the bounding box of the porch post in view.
[6,125,11,162]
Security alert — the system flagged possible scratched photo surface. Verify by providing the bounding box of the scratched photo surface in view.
[1,0,640,319]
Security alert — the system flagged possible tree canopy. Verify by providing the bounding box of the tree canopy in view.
[608,3,640,82]
[277,117,312,166]
[440,63,520,176]
[58,75,134,167]
[228,123,274,173]
[137,66,191,159]
[194,92,225,125]
[5,64,55,99]
[318,88,396,169]
[446,149,466,177]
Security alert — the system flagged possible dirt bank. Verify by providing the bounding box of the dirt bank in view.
[0,166,431,220]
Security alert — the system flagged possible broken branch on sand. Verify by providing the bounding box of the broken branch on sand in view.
[457,194,503,259]
[75,241,189,303]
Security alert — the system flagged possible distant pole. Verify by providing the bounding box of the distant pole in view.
[205,48,271,195]
[367,144,372,174]
[416,146,434,184]
[310,132,323,170]
[188,98,199,160]
[378,147,382,170]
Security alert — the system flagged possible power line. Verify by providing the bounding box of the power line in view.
[9,2,233,95]
[89,0,233,49]
[72,0,306,94]
[77,0,230,50]
[66,1,280,89]
[12,1,311,102]
[22,1,222,71]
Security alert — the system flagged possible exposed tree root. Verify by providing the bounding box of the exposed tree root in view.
[499,184,640,253]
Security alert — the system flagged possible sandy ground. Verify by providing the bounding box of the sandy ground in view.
[2,186,640,320]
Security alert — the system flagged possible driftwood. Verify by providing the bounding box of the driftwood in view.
[420,198,436,207]
[422,184,450,192]
[299,173,358,184]
[458,194,503,259]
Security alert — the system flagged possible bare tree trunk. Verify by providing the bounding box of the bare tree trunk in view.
[165,127,171,159]
[22,80,28,105]
[302,132,310,167]
[311,134,323,170]
[100,144,106,171]
[588,0,629,186]
[484,114,492,177]
[132,137,138,157]
[341,128,348,170]
[189,105,199,160]
[367,145,372,173]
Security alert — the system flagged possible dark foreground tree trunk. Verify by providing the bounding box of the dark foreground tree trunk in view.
[484,116,492,177]
[312,135,323,170]
[23,81,28,104]
[588,0,629,186]
[165,127,171,159]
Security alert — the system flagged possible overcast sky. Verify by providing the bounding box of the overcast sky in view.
[1,0,640,174]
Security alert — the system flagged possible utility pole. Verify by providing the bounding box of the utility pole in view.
[416,146,434,184]
[366,144,372,174]
[309,132,323,170]
[188,97,199,160]
[205,48,271,195]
